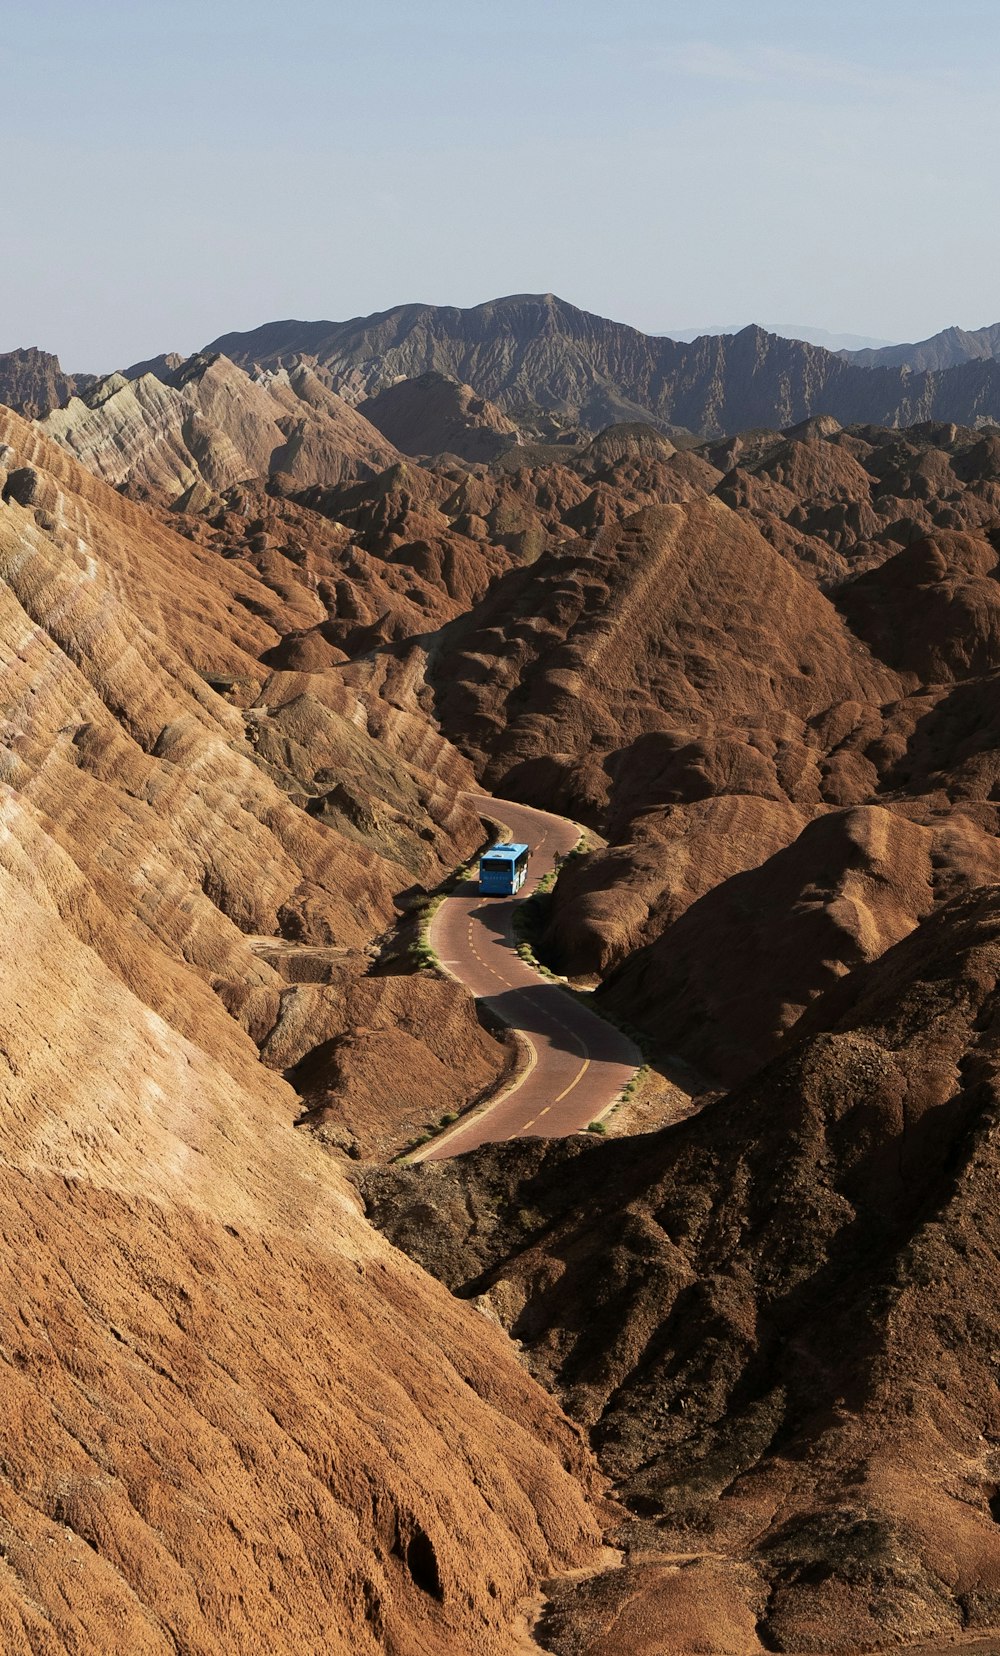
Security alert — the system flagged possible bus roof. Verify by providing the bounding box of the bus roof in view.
[481,843,529,861]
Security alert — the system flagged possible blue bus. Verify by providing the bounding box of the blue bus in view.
[478,842,530,896]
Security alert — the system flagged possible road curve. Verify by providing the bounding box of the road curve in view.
[414,793,640,1161]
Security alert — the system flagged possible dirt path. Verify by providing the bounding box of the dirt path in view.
[413,794,640,1161]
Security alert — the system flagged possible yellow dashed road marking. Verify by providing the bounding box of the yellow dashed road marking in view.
[554,1058,590,1102]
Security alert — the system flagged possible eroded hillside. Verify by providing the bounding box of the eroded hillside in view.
[13,360,1000,1654]
[364,883,1000,1648]
[0,408,612,1652]
[336,414,1000,1651]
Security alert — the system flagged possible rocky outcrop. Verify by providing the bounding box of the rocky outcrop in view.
[0,345,95,418]
[359,371,521,461]
[38,354,401,505]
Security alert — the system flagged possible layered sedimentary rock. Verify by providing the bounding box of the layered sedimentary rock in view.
[403,422,1000,1086]
[17,339,1000,1654]
[0,407,605,1650]
[600,802,1000,1084]
[429,494,901,826]
[540,793,814,979]
[38,354,401,506]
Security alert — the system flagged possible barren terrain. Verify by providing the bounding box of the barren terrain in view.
[10,314,1000,1651]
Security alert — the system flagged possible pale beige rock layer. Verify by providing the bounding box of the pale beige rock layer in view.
[39,355,402,506]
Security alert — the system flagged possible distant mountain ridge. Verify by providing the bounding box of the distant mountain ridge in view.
[207,294,1000,437]
[843,321,1000,371]
[665,323,895,351]
[12,298,1000,440]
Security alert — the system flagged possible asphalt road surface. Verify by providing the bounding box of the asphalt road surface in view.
[416,793,640,1161]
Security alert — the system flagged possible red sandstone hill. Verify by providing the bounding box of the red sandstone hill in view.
[599,802,1000,1085]
[713,421,1000,588]
[89,390,1000,1138]
[0,406,609,1650]
[358,370,521,462]
[428,494,901,828]
[363,881,1000,1650]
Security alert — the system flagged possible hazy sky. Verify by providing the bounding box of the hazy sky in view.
[4,0,999,368]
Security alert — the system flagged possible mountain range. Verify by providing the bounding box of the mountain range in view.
[844,320,1000,371]
[10,297,1000,446]
[205,296,1000,434]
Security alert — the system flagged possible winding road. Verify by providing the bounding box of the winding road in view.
[413,794,640,1161]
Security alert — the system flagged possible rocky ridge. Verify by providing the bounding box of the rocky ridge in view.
[18,296,1000,442]
[207,293,1000,436]
[0,346,95,420]
[38,353,401,508]
[844,320,1000,372]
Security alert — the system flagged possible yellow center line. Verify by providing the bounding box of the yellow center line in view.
[431,824,603,1151]
[470,940,510,987]
[553,1058,590,1103]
